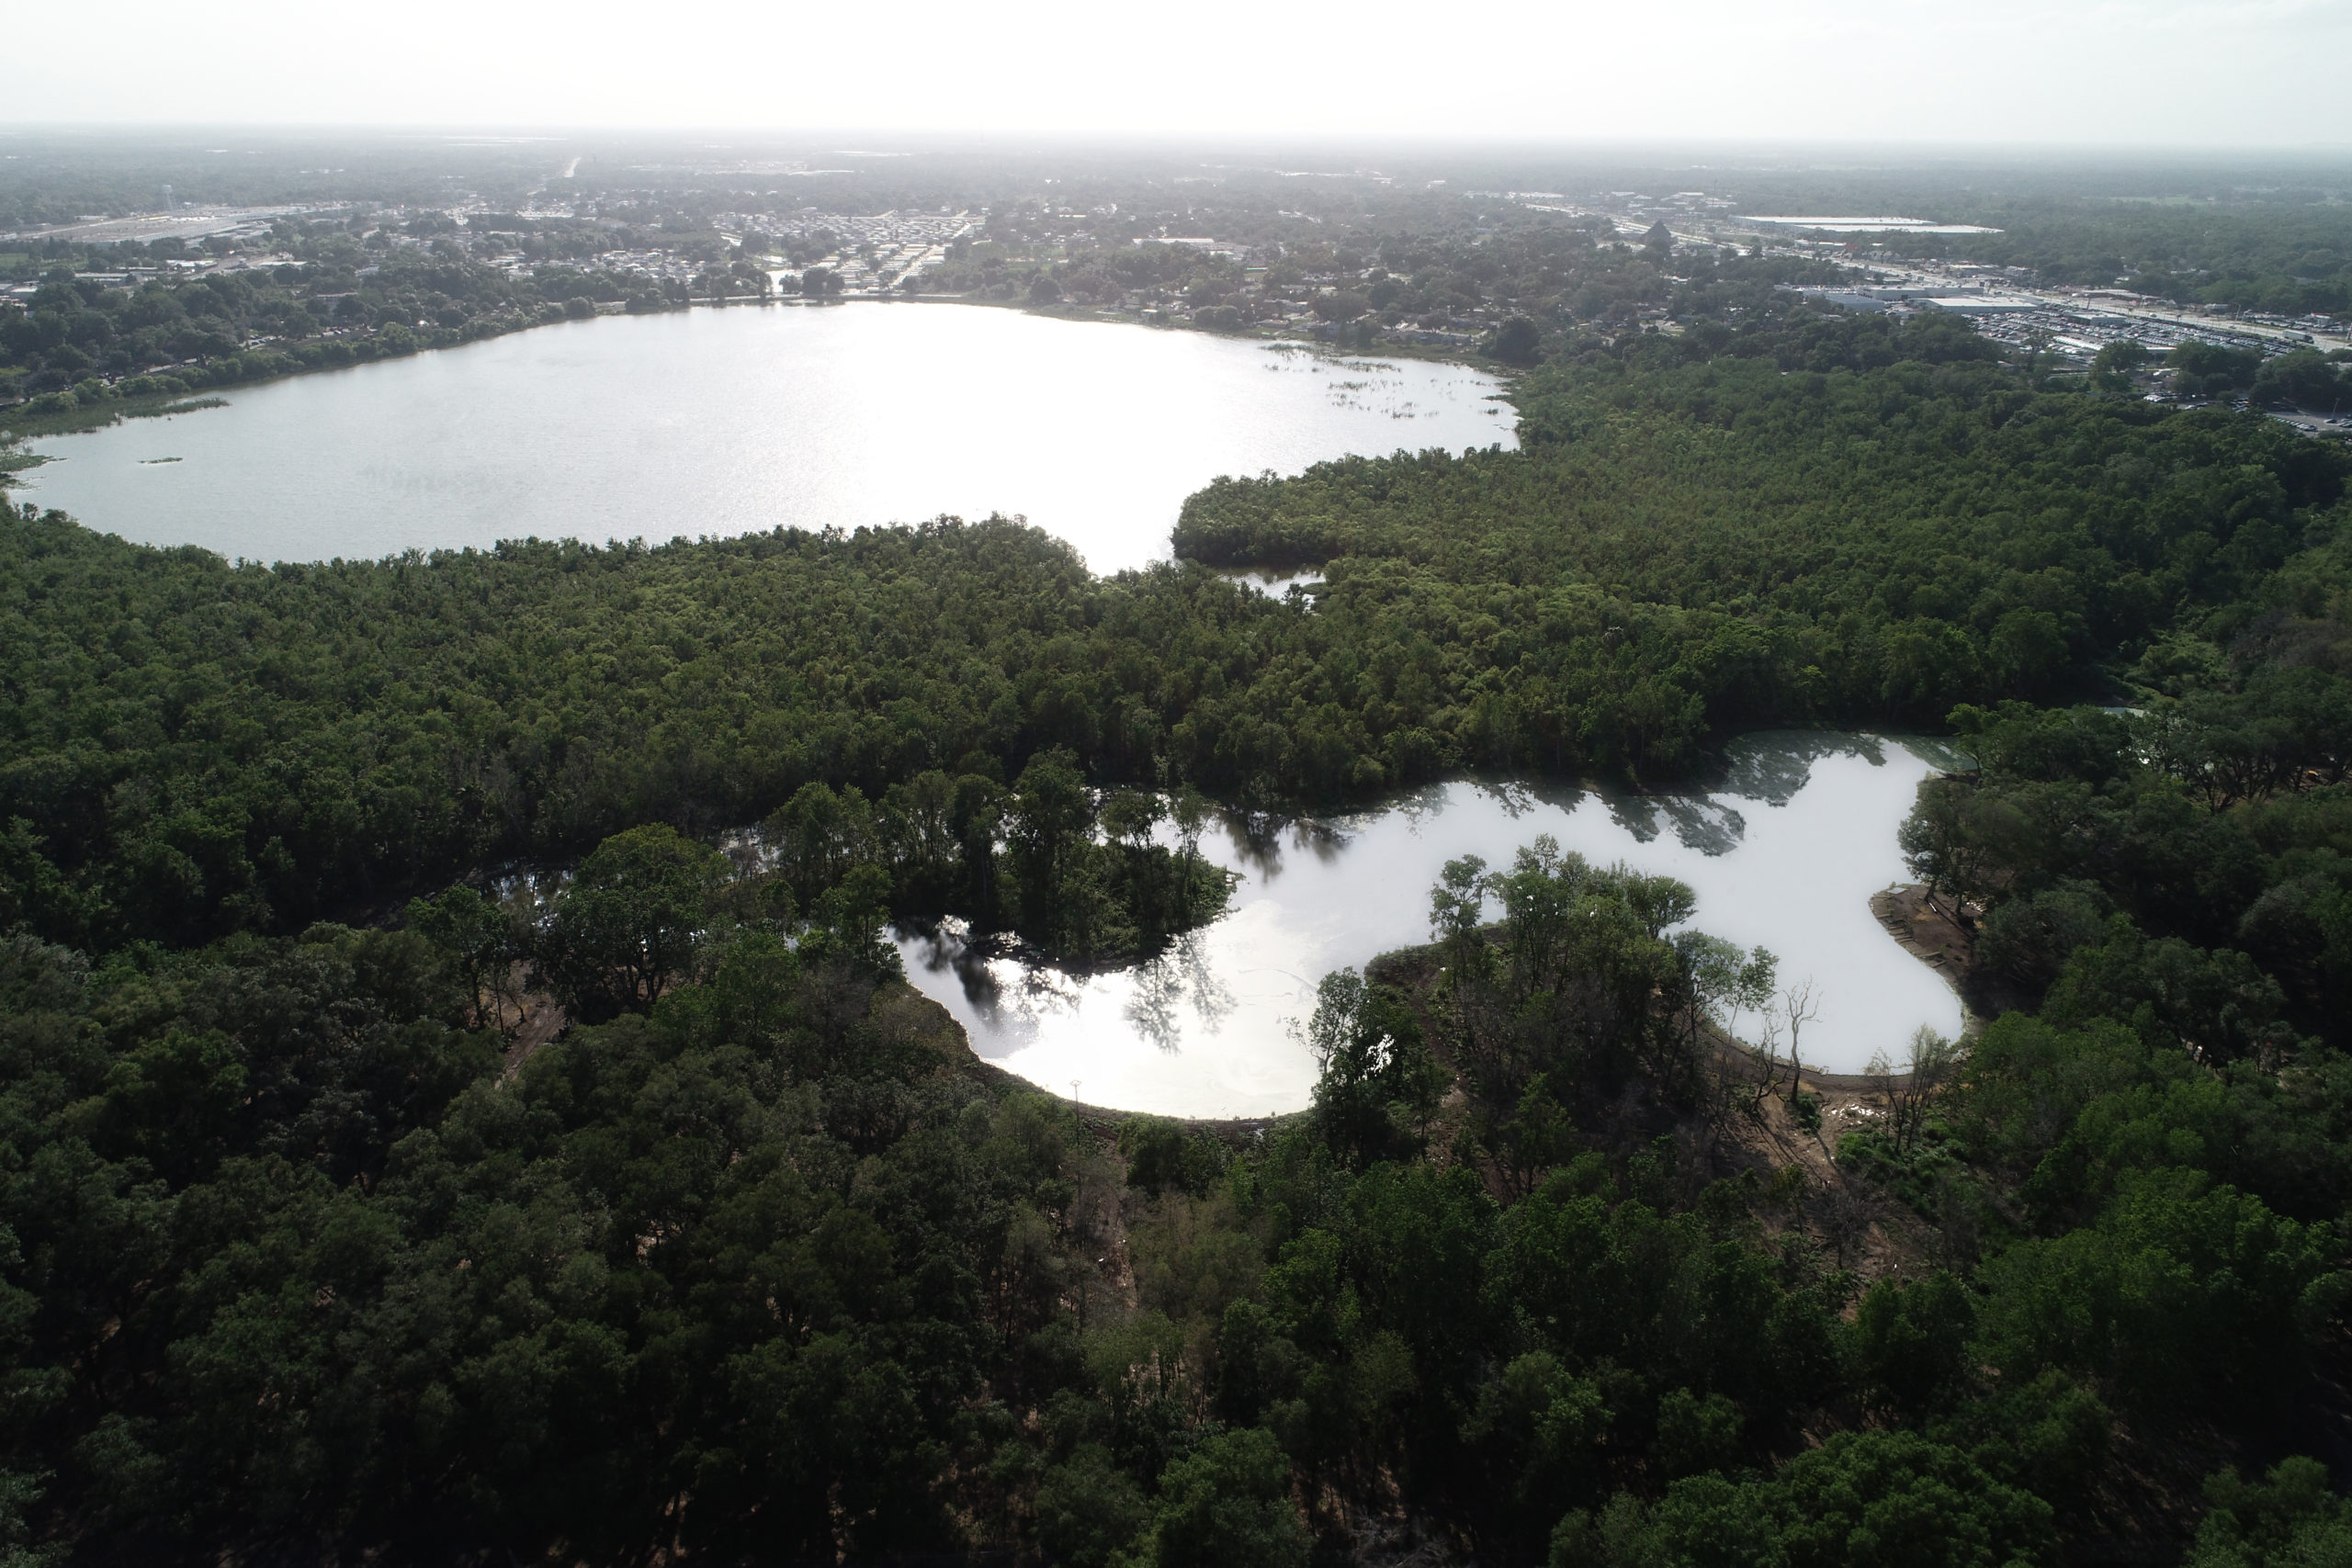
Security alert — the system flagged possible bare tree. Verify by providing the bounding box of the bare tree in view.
[1864,1043,1899,1141]
[1720,945,1779,1121]
[1867,1024,1963,1152]
[1891,1026,1962,1151]
[1811,1182,1873,1269]
[1748,1010,1782,1113]
[1781,977,1821,1108]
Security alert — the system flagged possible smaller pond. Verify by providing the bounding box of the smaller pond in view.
[896,732,1970,1120]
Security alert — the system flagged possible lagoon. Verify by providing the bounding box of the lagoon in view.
[20,304,1512,572]
[897,731,1969,1120]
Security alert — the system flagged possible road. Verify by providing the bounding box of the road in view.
[2,206,330,246]
[1760,247,2351,355]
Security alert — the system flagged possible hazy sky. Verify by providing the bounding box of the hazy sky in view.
[13,0,2351,146]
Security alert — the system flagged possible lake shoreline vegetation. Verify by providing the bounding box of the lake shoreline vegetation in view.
[6,271,2345,949]
[3,164,2352,1563]
[0,149,1915,446]
[0,141,1657,436]
[0,265,698,442]
[0,255,1531,447]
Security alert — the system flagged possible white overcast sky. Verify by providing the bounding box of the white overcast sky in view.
[11,0,2351,146]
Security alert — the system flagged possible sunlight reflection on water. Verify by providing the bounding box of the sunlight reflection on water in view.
[25,305,1511,571]
[899,731,1970,1119]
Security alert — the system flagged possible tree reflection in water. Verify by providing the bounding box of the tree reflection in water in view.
[1122,932,1238,1052]
[897,733,1968,1117]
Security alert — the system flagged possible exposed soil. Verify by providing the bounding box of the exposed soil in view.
[497,992,569,1078]
[1871,880,2049,1024]
[1871,883,1983,1028]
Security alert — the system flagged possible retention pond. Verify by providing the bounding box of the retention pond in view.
[899,731,1969,1119]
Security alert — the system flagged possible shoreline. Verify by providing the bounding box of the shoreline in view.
[3,291,1510,446]
[949,873,1978,1135]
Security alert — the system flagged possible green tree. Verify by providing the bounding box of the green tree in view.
[1973,1167,2342,1413]
[406,883,523,1036]
[1302,967,1443,1167]
[2187,1456,2352,1568]
[1487,314,1543,365]
[1636,1429,2056,1568]
[2089,338,2149,393]
[0,1469,61,1568]
[1034,1444,1148,1568]
[1899,778,2018,928]
[1854,1270,1976,1417]
[2168,340,2260,397]
[536,824,729,1019]
[1464,1350,1610,1542]
[1004,749,1094,944]
[1141,1427,1308,1568]
[2249,348,2346,412]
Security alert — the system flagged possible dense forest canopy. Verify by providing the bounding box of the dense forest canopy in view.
[1,176,2351,1562]
[5,265,2345,956]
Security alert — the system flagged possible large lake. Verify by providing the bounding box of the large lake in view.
[20,304,1513,572]
[899,731,1968,1120]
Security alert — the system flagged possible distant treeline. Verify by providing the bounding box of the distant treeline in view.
[1894,197,2352,321]
[935,224,1827,361]
[0,219,703,425]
